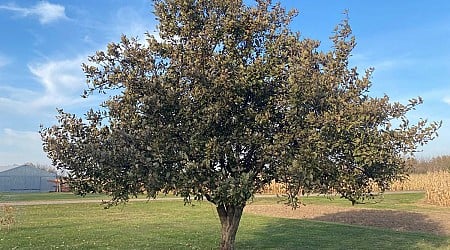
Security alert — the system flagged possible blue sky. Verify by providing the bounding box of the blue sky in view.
[0,1,449,166]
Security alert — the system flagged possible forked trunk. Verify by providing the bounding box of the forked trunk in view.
[216,204,244,250]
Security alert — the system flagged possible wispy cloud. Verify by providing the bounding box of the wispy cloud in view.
[444,97,450,105]
[0,1,67,24]
[0,85,37,115]
[409,87,450,107]
[372,58,415,72]
[1,128,40,145]
[28,56,87,108]
[0,54,10,68]
[0,128,49,165]
[0,53,107,121]
[112,6,156,44]
[350,53,415,73]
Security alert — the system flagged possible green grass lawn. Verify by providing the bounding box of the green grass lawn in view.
[1,193,449,249]
[252,192,441,212]
[0,192,176,202]
[0,191,430,210]
[0,192,110,202]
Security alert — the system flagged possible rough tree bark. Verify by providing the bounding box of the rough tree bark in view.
[216,205,244,250]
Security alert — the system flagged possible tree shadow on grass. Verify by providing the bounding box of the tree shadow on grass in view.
[237,213,450,250]
[312,209,448,236]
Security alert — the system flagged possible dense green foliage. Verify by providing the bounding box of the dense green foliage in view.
[40,0,440,248]
[40,0,440,207]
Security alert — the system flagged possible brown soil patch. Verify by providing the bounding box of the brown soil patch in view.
[245,204,450,236]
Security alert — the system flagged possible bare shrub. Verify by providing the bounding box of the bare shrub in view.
[0,205,16,230]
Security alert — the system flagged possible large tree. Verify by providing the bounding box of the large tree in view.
[40,1,440,249]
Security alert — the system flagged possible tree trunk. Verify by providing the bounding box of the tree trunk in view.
[216,204,244,250]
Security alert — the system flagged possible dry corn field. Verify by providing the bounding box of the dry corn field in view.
[262,171,450,207]
[391,171,450,207]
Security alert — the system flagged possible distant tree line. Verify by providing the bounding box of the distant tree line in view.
[408,155,450,173]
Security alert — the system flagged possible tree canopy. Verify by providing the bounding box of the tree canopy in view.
[40,1,440,249]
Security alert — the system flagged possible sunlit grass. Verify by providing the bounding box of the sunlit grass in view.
[0,198,448,249]
[252,192,441,211]
[0,192,107,202]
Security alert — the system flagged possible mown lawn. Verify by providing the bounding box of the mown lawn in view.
[253,192,442,212]
[0,192,110,202]
[1,194,449,249]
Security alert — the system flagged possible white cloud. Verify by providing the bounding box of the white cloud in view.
[0,55,103,119]
[372,59,413,72]
[28,57,87,108]
[0,54,10,68]
[2,128,40,145]
[0,85,38,116]
[413,87,450,106]
[0,96,30,116]
[0,55,100,166]
[350,53,415,73]
[444,97,450,105]
[113,6,156,45]
[0,128,50,166]
[0,1,67,24]
[0,85,36,99]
